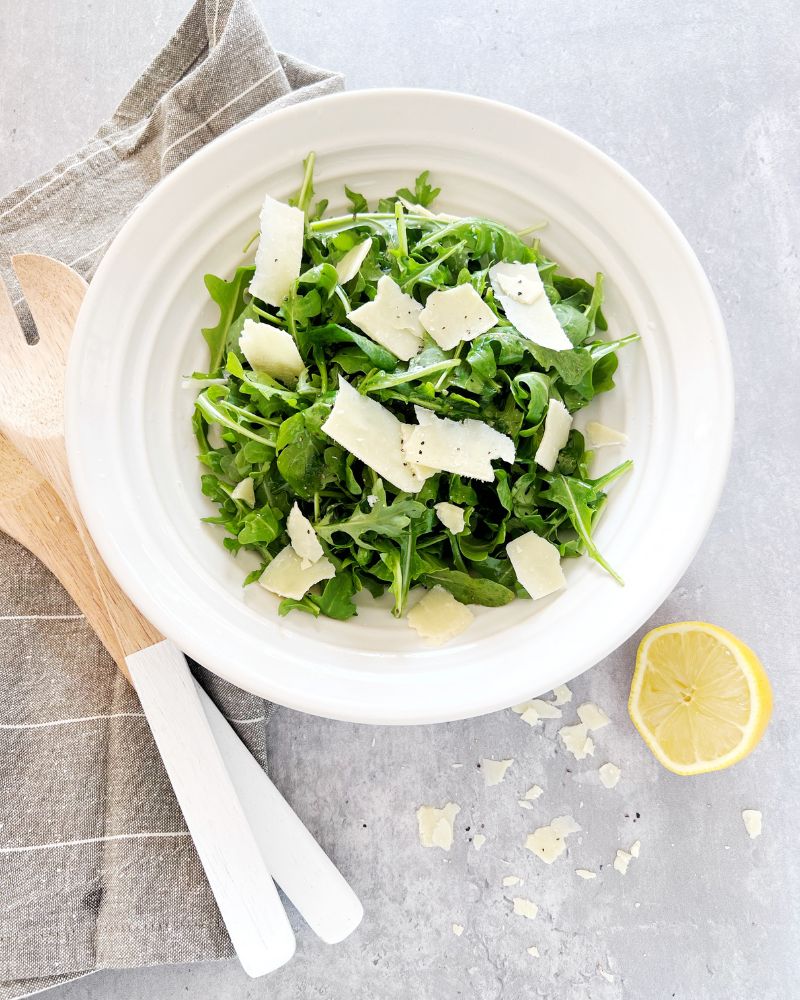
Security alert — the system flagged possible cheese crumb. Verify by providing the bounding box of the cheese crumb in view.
[452,923,464,937]
[524,785,544,801]
[575,869,597,880]
[558,722,595,760]
[416,803,461,851]
[230,477,255,508]
[742,810,762,839]
[527,946,540,958]
[407,586,474,646]
[613,849,632,875]
[473,834,486,850]
[598,763,621,789]
[434,501,465,534]
[502,875,522,887]
[512,897,538,920]
[586,421,627,448]
[630,840,641,858]
[552,684,573,705]
[514,699,563,726]
[577,702,611,731]
[525,815,581,864]
[286,502,324,567]
[518,800,533,810]
[481,758,513,786]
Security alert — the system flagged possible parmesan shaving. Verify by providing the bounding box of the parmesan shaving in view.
[249,194,304,307]
[512,897,539,920]
[534,398,573,471]
[434,501,465,534]
[481,758,513,787]
[598,763,621,789]
[586,421,627,448]
[742,809,762,839]
[335,238,372,285]
[230,477,255,508]
[239,318,304,383]
[558,722,595,760]
[407,586,474,646]
[525,815,581,864]
[416,802,461,851]
[286,503,323,567]
[346,275,424,361]
[419,283,497,350]
[552,684,573,705]
[577,702,611,731]
[258,545,335,601]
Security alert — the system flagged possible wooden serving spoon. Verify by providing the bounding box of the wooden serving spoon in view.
[0,258,296,976]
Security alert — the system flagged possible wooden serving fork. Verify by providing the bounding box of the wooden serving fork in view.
[0,258,297,976]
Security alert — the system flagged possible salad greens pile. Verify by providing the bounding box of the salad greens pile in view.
[192,155,638,623]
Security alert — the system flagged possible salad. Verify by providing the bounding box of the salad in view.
[191,155,637,644]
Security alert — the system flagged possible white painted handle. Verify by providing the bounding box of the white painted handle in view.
[126,641,295,976]
[195,684,363,944]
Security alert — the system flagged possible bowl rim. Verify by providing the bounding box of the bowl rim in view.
[66,87,734,724]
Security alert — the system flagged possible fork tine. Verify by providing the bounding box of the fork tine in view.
[0,271,29,369]
[12,255,87,362]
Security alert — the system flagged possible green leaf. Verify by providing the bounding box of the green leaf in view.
[422,570,515,607]
[275,412,327,500]
[541,474,626,583]
[202,267,253,373]
[311,323,397,371]
[396,170,441,209]
[311,572,358,620]
[344,185,369,214]
[237,508,282,546]
[278,596,321,617]
[316,481,425,546]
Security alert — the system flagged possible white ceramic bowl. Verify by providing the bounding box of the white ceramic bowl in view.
[66,90,732,725]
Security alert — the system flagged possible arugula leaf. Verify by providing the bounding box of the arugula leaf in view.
[422,570,515,607]
[541,470,632,584]
[344,185,369,214]
[310,572,358,620]
[202,267,253,373]
[396,170,441,208]
[316,480,425,546]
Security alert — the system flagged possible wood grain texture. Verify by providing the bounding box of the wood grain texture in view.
[0,433,133,681]
[0,256,162,653]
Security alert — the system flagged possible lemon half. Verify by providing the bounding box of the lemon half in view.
[629,622,772,776]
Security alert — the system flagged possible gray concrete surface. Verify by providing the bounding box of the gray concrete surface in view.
[2,1,798,997]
